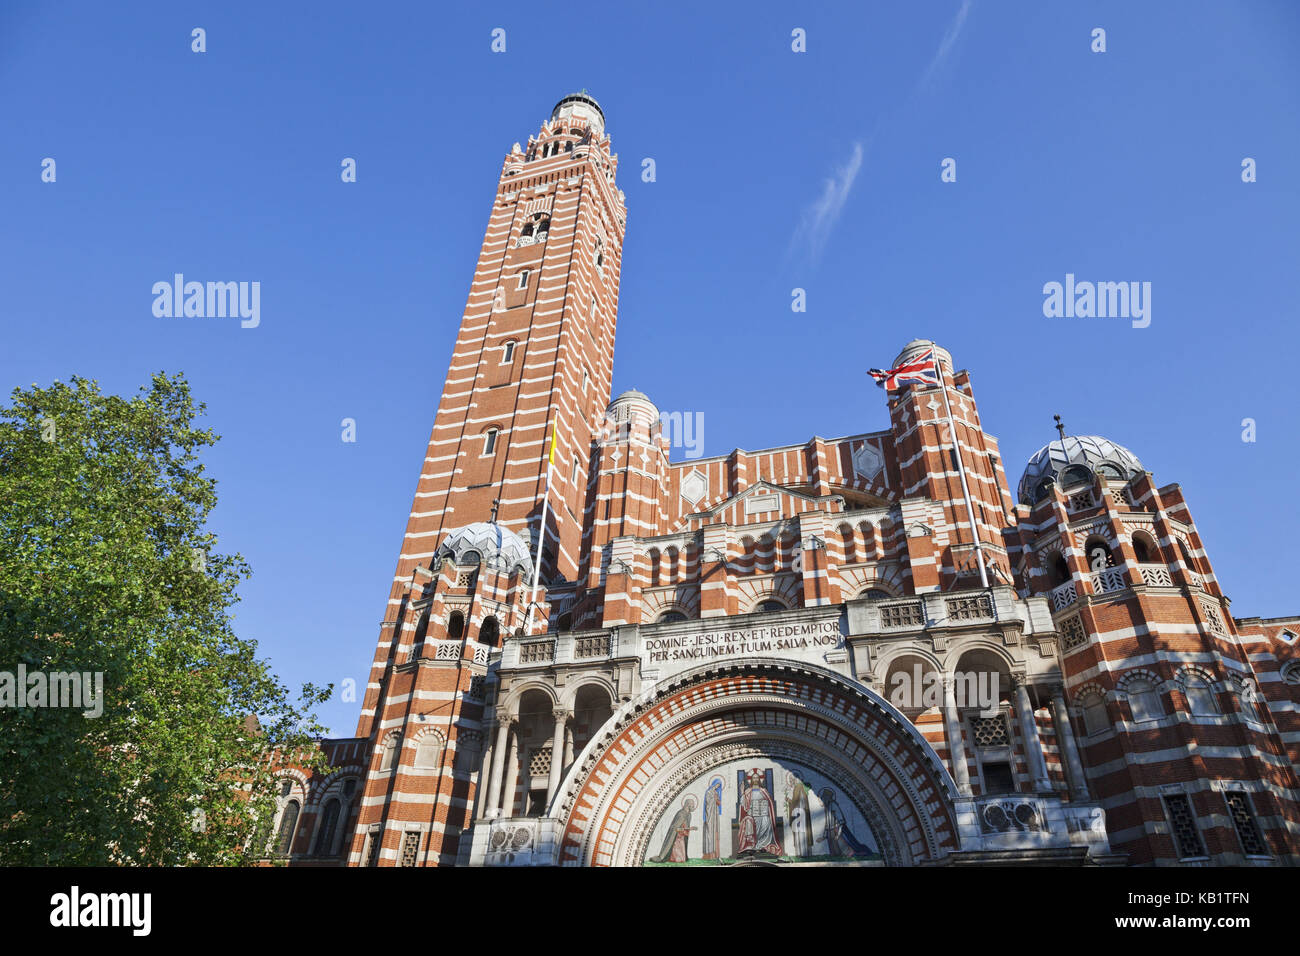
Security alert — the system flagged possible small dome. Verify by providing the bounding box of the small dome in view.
[436,522,533,577]
[1018,435,1144,506]
[551,91,605,137]
[892,339,953,375]
[603,389,660,436]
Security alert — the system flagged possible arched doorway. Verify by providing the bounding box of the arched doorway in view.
[553,661,960,866]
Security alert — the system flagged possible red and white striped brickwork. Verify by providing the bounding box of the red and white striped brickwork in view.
[271,95,1299,867]
[1008,474,1300,863]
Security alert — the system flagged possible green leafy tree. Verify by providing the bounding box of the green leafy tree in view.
[0,373,330,865]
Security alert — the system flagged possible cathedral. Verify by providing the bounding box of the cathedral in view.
[270,92,1300,867]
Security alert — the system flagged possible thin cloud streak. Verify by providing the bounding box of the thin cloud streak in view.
[789,141,864,263]
[918,0,972,94]
[788,3,973,264]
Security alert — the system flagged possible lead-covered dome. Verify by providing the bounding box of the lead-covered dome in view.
[436,522,534,577]
[1018,436,1144,506]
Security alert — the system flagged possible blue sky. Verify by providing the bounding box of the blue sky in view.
[3,2,1297,735]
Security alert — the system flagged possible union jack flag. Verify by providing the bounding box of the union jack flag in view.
[867,348,940,391]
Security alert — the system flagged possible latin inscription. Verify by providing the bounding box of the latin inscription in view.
[645,621,841,663]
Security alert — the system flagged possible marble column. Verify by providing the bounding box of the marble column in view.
[1051,687,1090,800]
[502,727,521,819]
[546,708,570,804]
[943,676,972,794]
[1014,679,1051,792]
[485,719,511,818]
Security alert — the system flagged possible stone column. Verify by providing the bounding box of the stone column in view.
[1051,687,1090,801]
[943,677,972,795]
[471,736,493,821]
[502,727,521,818]
[485,719,511,818]
[564,724,575,769]
[1014,678,1051,792]
[546,708,570,804]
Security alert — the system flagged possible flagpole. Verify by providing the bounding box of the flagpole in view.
[927,341,989,589]
[525,424,555,635]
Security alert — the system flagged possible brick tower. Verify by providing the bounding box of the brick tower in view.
[347,93,627,866]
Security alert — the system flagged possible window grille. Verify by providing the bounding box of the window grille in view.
[399,831,421,867]
[970,713,1010,748]
[1060,615,1087,651]
[528,746,552,779]
[1224,791,1267,856]
[1163,794,1205,858]
[879,602,923,628]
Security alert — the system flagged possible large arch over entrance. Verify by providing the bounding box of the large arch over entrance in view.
[553,660,961,866]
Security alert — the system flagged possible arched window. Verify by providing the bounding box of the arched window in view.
[1081,693,1109,736]
[517,269,530,290]
[379,734,400,772]
[1234,678,1262,723]
[1059,464,1092,489]
[1281,661,1300,686]
[479,616,500,647]
[313,799,341,856]
[414,736,442,769]
[411,610,429,660]
[1178,538,1196,572]
[1131,531,1158,564]
[1031,477,1055,504]
[501,340,515,363]
[1183,674,1218,715]
[1048,553,1070,587]
[275,799,300,856]
[1084,535,1114,572]
[447,610,465,641]
[859,588,891,600]
[756,599,786,613]
[656,610,687,624]
[1125,678,1162,723]
[483,428,498,456]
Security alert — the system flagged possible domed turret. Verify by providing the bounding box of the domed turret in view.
[1018,435,1144,506]
[607,389,659,424]
[551,91,605,137]
[435,521,534,577]
[892,339,954,375]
